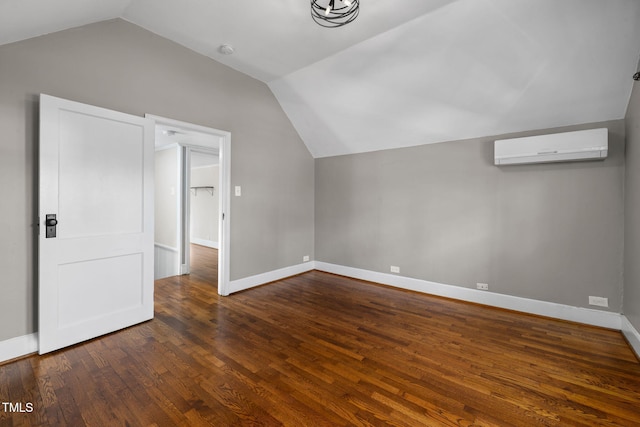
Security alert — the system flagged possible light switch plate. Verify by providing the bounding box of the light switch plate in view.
[235,186,242,197]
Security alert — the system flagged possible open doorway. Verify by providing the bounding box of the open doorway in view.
[182,147,218,276]
[149,115,230,296]
[184,149,219,287]
[189,151,219,250]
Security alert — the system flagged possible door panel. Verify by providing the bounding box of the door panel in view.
[58,109,144,238]
[39,94,154,354]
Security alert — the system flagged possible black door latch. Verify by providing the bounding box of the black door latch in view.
[45,214,58,238]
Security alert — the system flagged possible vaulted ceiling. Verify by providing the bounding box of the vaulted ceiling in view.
[2,0,640,158]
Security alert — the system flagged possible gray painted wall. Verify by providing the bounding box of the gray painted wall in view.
[316,121,625,311]
[0,19,314,342]
[625,83,640,331]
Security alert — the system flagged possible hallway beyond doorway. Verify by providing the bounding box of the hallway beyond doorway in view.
[188,244,218,286]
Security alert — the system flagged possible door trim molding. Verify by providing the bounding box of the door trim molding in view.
[146,115,231,296]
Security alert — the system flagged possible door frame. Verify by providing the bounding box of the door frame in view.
[182,145,219,276]
[147,115,231,296]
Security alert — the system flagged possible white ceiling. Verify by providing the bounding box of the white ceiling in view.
[2,0,640,158]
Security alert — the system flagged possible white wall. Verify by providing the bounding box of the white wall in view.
[154,146,180,279]
[155,147,179,248]
[190,165,219,248]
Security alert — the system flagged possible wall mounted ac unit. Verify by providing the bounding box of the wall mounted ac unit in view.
[494,128,608,166]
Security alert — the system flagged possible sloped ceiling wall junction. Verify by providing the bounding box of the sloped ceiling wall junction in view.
[1,0,640,157]
[269,0,640,157]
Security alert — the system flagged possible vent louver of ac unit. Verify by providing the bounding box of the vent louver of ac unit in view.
[494,128,608,166]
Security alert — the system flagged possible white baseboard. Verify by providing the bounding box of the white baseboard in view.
[314,262,622,330]
[3,267,633,364]
[0,333,38,364]
[228,262,315,294]
[622,316,640,359]
[191,238,218,249]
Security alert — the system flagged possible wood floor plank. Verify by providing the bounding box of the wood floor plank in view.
[1,244,640,426]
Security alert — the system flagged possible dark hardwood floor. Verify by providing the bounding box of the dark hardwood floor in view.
[2,244,640,426]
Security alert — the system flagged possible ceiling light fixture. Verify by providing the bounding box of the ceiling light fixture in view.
[311,0,359,28]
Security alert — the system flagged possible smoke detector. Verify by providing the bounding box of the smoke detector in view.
[218,44,235,55]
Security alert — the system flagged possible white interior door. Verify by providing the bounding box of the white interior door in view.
[39,94,155,354]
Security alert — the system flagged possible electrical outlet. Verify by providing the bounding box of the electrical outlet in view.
[476,283,489,291]
[303,255,310,262]
[589,296,608,307]
[390,266,400,274]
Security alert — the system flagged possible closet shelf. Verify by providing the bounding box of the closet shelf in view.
[190,186,214,196]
